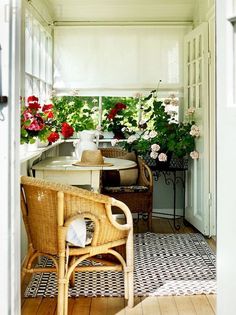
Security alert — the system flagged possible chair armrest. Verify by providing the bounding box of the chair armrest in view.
[137,158,153,189]
[105,198,133,231]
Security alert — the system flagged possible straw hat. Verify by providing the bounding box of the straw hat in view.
[73,150,113,167]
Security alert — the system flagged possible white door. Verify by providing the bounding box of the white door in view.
[0,1,21,313]
[184,23,210,235]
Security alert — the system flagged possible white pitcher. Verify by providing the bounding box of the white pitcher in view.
[74,130,98,161]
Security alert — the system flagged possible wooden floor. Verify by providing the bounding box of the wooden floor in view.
[21,218,216,315]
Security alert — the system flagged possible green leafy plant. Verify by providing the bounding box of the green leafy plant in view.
[21,96,75,144]
[52,96,99,132]
[116,89,200,162]
[102,97,139,136]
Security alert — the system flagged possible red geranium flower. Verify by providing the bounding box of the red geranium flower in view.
[28,102,41,111]
[108,108,118,120]
[27,96,38,104]
[46,111,54,119]
[47,132,60,143]
[61,122,74,138]
[42,104,53,112]
[115,102,126,111]
[26,114,45,131]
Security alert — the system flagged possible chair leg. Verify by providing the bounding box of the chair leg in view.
[69,257,76,287]
[57,256,65,315]
[127,271,134,308]
[124,271,128,299]
[64,279,69,315]
[148,211,152,231]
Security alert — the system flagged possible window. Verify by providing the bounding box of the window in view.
[52,94,179,134]
[24,10,52,103]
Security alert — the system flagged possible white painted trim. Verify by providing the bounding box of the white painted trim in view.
[0,0,21,313]
[53,21,193,27]
[55,87,184,98]
[20,140,63,163]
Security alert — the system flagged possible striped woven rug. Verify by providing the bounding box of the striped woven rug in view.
[25,232,216,297]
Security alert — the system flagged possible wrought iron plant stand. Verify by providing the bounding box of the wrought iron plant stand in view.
[144,155,188,230]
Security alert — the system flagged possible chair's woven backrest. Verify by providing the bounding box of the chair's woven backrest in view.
[21,177,59,255]
[63,192,127,246]
[100,147,150,187]
[21,176,128,254]
[100,147,127,158]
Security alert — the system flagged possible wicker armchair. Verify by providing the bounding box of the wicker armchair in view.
[21,176,134,315]
[100,147,153,230]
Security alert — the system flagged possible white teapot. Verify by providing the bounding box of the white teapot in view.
[74,130,98,161]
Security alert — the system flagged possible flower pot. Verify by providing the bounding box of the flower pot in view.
[113,129,125,139]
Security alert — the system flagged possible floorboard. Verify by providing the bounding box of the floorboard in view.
[191,295,215,315]
[141,297,161,315]
[174,296,197,315]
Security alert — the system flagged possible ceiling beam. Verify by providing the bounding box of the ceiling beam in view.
[53,20,193,27]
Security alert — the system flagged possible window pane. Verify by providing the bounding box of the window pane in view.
[33,22,40,77]
[46,84,53,101]
[46,37,52,84]
[199,84,202,108]
[198,35,202,57]
[40,30,46,81]
[25,12,32,74]
[40,81,46,103]
[33,78,40,97]
[25,75,33,99]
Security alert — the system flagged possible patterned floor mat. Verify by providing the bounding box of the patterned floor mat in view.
[24,233,216,297]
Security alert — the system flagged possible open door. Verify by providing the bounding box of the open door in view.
[184,23,210,235]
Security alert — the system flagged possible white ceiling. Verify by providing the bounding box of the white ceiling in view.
[45,0,196,22]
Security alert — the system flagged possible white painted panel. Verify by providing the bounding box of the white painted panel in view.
[184,22,210,235]
[54,25,190,93]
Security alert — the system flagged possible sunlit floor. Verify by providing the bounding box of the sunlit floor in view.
[21,217,216,315]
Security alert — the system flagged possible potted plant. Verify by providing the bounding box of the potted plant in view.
[114,89,200,168]
[102,98,138,139]
[20,96,74,152]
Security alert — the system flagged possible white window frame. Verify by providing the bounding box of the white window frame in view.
[24,9,53,103]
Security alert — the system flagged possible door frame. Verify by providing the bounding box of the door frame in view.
[216,0,236,314]
[0,0,21,313]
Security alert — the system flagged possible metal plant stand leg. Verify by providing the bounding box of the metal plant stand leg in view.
[162,171,180,230]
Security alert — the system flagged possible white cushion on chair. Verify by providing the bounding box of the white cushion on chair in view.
[66,218,87,247]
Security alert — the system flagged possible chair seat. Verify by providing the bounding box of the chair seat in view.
[103,185,149,193]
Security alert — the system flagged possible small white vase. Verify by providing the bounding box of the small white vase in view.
[74,130,98,161]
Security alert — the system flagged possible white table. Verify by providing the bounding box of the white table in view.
[32,156,137,192]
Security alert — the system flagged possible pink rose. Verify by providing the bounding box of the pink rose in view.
[158,153,168,162]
